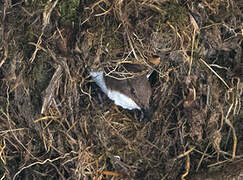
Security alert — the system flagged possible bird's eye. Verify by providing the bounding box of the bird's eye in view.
[131,87,136,96]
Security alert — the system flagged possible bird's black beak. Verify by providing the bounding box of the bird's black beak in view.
[141,108,153,121]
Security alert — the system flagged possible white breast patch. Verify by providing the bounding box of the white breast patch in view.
[90,71,140,110]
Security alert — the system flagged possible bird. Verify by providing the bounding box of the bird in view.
[90,56,160,119]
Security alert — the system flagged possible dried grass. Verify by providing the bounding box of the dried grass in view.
[0,0,242,179]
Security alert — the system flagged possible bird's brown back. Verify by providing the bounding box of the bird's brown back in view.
[104,63,152,109]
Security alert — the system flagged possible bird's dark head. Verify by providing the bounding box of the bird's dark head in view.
[127,75,152,109]
[124,75,152,121]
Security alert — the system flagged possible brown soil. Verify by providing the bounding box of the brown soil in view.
[0,0,242,179]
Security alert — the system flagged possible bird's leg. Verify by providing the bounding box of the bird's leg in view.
[136,109,144,121]
[92,84,104,107]
[97,92,104,107]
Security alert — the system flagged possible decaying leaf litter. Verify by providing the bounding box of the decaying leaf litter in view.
[0,0,242,179]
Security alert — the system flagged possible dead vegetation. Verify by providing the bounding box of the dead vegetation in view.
[0,0,242,179]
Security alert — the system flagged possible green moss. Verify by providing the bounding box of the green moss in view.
[105,30,124,52]
[23,53,55,112]
[26,0,46,9]
[58,0,80,25]
[164,2,188,26]
[24,54,54,92]
[102,15,124,53]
